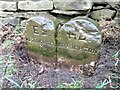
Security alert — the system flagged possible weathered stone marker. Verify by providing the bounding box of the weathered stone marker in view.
[25,14,60,58]
[25,15,101,64]
[57,17,101,63]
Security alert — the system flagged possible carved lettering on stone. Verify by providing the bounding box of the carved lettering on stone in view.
[57,17,101,62]
[25,14,60,57]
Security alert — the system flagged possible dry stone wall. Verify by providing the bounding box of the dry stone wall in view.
[0,0,119,23]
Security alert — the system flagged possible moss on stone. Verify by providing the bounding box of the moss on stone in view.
[27,42,55,58]
[58,48,90,61]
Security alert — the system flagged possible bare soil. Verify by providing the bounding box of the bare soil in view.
[1,19,120,88]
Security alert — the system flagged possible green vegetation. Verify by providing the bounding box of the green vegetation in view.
[96,78,111,89]
[0,25,38,88]
[0,26,22,89]
[0,53,17,89]
[58,48,89,61]
[1,19,119,89]
[55,50,120,89]
[56,79,83,89]
[27,42,55,58]
[95,50,120,89]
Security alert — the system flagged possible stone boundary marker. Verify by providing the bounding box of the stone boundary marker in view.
[57,16,101,62]
[25,14,101,63]
[25,14,60,58]
[0,0,119,62]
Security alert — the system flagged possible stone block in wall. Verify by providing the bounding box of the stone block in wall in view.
[57,17,101,63]
[14,12,48,18]
[53,0,91,10]
[92,0,120,3]
[0,1,17,11]
[0,18,20,26]
[18,0,53,11]
[51,10,88,15]
[55,15,73,24]
[14,13,27,18]
[0,11,14,18]
[90,9,116,20]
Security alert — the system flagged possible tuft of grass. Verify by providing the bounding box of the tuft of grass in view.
[0,25,24,88]
[56,78,83,89]
[95,50,120,89]
[112,50,120,58]
[0,25,37,88]
[96,79,111,89]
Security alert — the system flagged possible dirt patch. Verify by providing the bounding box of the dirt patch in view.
[1,19,120,88]
[2,57,83,88]
[83,19,120,88]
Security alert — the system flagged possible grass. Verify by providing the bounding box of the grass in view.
[56,79,83,89]
[56,50,120,89]
[1,20,119,89]
[0,25,38,88]
[0,25,23,88]
[95,50,120,89]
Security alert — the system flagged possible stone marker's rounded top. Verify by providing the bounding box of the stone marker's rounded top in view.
[59,16,101,44]
[27,14,60,31]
